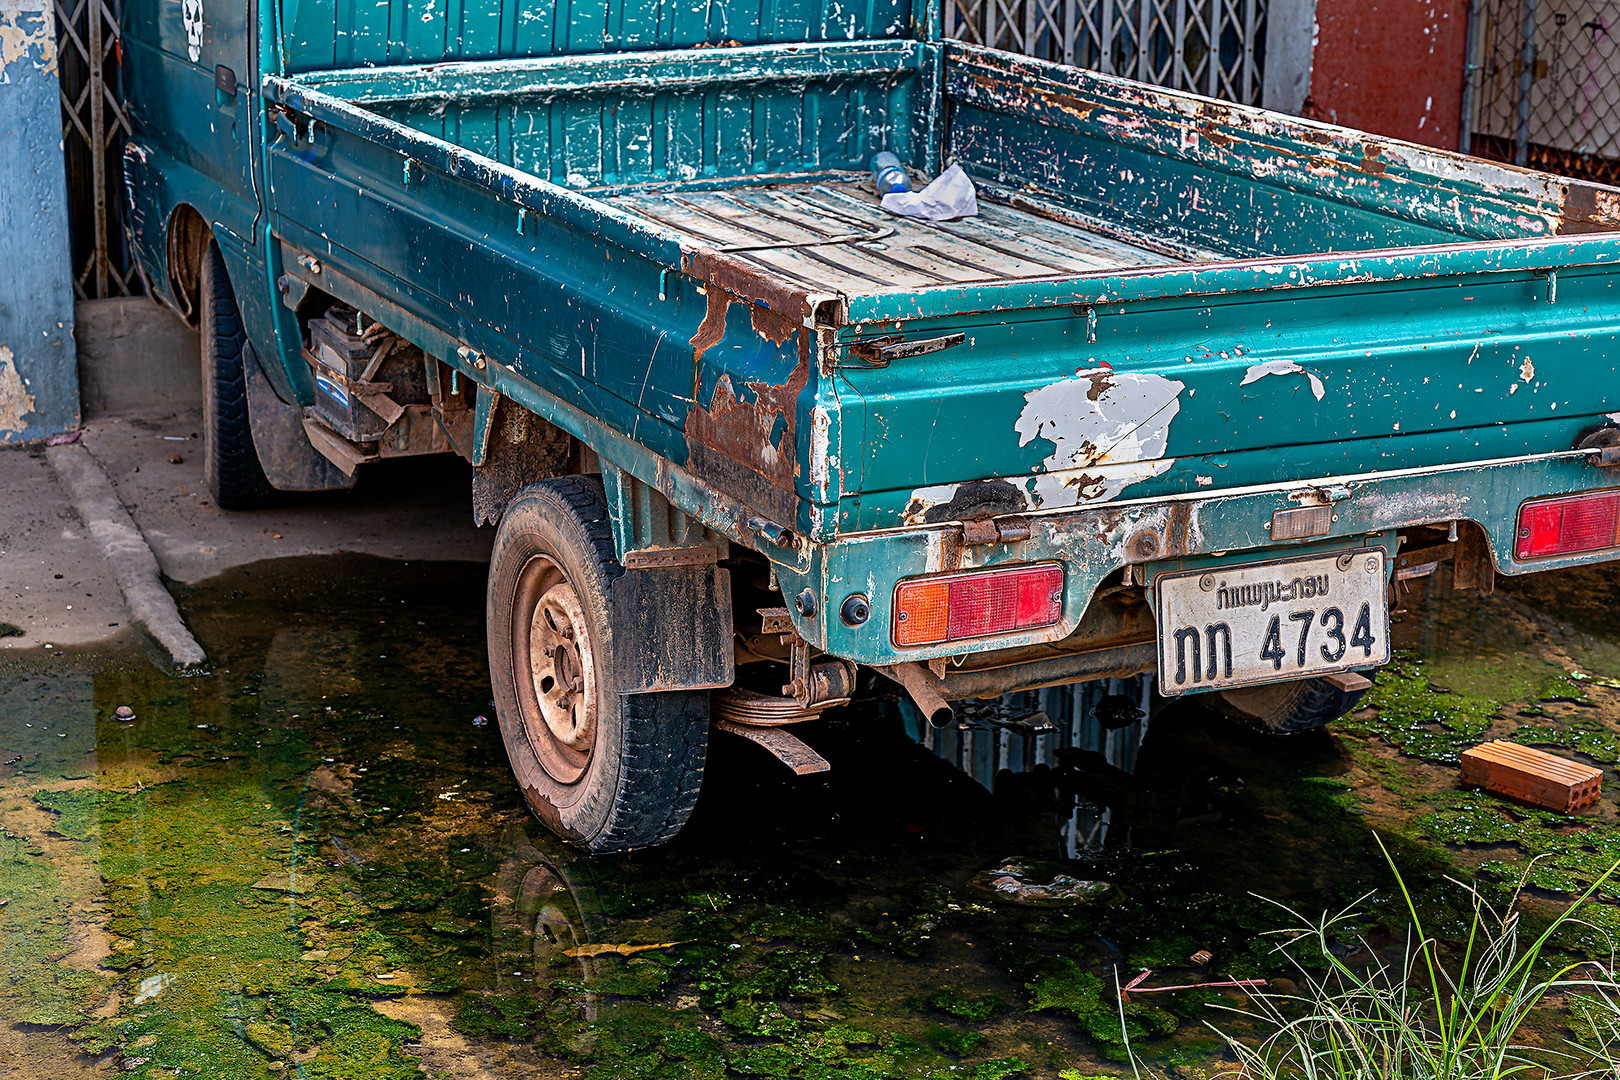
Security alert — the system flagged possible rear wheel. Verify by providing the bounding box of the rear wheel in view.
[487,477,708,852]
[199,240,272,509]
[1209,674,1374,734]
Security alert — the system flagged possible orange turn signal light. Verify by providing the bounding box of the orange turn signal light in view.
[892,563,1064,647]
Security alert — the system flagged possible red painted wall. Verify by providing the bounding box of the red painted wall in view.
[1303,0,1471,150]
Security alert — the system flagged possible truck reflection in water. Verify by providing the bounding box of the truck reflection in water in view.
[900,676,1156,857]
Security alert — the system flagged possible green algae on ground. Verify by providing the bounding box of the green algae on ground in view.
[1338,651,1503,763]
[1512,721,1620,765]
[18,551,1536,1080]
[1015,954,1176,1056]
[925,1024,988,1056]
[0,839,104,1025]
[33,788,106,842]
[911,987,1008,1023]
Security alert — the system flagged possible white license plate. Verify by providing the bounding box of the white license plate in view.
[1155,550,1390,695]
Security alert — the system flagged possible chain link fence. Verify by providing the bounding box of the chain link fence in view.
[944,0,1269,105]
[1469,0,1620,184]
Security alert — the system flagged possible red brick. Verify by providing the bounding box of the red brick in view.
[1460,741,1602,813]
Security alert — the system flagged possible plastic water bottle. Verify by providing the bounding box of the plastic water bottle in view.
[871,152,911,195]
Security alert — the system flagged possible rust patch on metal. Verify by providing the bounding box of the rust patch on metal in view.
[1040,89,1096,122]
[690,288,730,367]
[1065,473,1108,500]
[1197,121,1232,148]
[1082,369,1116,402]
[1557,183,1620,235]
[1358,143,1387,176]
[751,302,798,345]
[686,326,811,503]
[684,248,815,324]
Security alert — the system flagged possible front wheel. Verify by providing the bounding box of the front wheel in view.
[1208,674,1374,734]
[487,477,709,853]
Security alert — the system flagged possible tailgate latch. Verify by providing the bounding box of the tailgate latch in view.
[848,332,965,368]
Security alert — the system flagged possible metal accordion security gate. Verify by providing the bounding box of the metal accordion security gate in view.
[55,0,139,299]
[943,0,1269,106]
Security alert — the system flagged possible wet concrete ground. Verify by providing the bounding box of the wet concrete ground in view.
[5,553,1620,1078]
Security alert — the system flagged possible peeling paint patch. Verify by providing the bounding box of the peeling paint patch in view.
[0,346,38,437]
[1241,358,1325,401]
[0,0,57,76]
[898,365,1190,525]
[905,479,1027,525]
[1013,368,1184,505]
[807,403,832,496]
[1519,358,1534,382]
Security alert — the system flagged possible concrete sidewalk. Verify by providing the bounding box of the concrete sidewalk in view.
[0,446,131,652]
[80,410,492,585]
[2,297,493,663]
[2,414,492,661]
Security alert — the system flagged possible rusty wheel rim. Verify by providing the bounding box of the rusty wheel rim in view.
[511,554,597,785]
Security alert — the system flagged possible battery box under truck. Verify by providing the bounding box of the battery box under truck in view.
[119,0,1620,850]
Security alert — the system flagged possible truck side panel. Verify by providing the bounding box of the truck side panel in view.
[277,0,918,71]
[264,48,923,536]
[944,44,1620,257]
[266,104,820,528]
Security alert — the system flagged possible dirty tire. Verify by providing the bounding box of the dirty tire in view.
[488,476,709,853]
[1209,674,1374,734]
[200,240,272,509]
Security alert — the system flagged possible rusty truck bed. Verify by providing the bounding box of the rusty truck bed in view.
[262,35,1620,578]
[606,181,1206,291]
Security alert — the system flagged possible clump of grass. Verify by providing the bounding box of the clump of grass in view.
[1197,839,1620,1080]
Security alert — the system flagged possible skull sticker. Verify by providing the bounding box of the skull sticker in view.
[181,0,203,62]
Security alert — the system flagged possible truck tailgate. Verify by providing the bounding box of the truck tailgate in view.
[835,242,1620,531]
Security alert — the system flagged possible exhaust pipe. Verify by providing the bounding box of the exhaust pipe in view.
[879,662,953,728]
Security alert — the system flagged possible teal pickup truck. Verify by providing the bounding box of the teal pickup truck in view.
[121,0,1620,850]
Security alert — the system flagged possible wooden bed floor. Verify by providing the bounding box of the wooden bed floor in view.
[607,180,1191,292]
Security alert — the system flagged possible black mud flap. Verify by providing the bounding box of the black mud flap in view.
[244,343,357,492]
[610,557,735,693]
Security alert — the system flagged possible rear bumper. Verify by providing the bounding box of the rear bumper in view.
[776,446,1615,668]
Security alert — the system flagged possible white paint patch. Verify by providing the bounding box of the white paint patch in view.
[0,345,38,436]
[1240,358,1325,401]
[1015,368,1184,505]
[180,0,203,62]
[133,972,174,1005]
[808,404,832,496]
[900,369,1184,523]
[1519,358,1535,382]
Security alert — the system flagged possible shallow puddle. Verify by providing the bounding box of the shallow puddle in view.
[6,555,1620,1077]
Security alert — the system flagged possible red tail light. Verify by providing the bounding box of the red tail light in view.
[1516,491,1620,559]
[893,564,1064,647]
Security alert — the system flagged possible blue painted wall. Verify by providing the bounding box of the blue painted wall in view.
[0,0,79,442]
